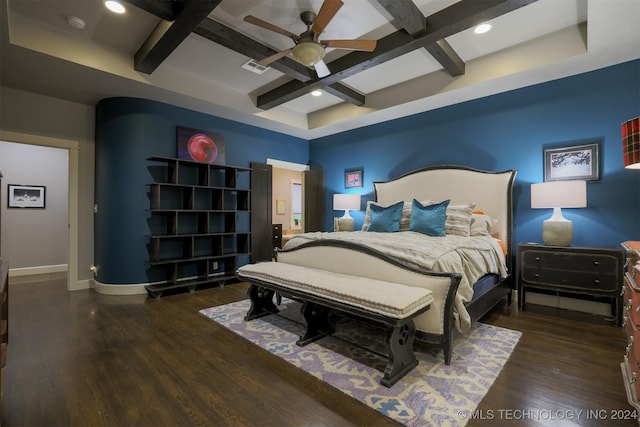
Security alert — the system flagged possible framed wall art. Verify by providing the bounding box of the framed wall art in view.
[177,126,226,165]
[276,199,286,215]
[8,184,46,208]
[544,143,600,181]
[344,168,363,188]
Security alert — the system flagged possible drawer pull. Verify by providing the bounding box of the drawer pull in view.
[628,299,634,311]
[535,256,541,261]
[593,279,600,285]
[632,372,638,384]
[631,335,635,345]
[624,316,628,327]
[534,273,540,278]
[593,261,600,266]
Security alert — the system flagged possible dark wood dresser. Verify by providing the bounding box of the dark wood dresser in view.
[517,243,624,325]
[621,241,640,412]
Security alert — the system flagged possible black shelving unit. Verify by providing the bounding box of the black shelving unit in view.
[145,156,251,298]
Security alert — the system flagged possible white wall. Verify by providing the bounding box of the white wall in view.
[0,142,68,271]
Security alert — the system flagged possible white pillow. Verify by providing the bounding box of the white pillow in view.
[470,213,499,236]
[444,203,475,237]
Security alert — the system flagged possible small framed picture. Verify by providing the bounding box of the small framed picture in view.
[276,199,286,215]
[544,143,599,181]
[8,184,46,208]
[345,168,363,188]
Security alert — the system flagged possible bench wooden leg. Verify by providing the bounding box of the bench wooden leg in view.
[381,321,419,387]
[245,285,279,321]
[296,302,335,346]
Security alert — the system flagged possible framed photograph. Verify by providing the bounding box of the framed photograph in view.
[544,143,599,181]
[345,168,363,188]
[8,184,46,208]
[176,126,225,165]
[276,199,286,215]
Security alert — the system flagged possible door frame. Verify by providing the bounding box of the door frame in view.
[0,130,80,291]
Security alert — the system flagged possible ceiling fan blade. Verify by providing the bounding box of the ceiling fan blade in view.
[256,48,294,67]
[311,0,344,35]
[244,15,299,41]
[321,39,377,51]
[314,60,330,78]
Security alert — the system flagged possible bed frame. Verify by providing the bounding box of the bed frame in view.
[276,165,517,363]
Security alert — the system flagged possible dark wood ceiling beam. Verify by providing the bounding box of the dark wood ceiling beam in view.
[425,39,465,76]
[375,0,464,76]
[124,0,177,21]
[323,84,365,106]
[133,0,221,74]
[375,0,426,36]
[256,0,536,110]
[194,18,365,105]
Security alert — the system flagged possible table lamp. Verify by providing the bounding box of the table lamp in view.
[531,180,587,246]
[333,194,360,231]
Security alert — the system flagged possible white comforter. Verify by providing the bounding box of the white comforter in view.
[283,231,508,332]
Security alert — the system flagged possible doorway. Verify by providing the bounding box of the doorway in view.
[0,130,80,291]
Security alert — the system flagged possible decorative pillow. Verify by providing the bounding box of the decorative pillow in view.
[367,200,404,232]
[470,213,499,236]
[445,203,475,237]
[409,199,449,236]
[361,200,431,231]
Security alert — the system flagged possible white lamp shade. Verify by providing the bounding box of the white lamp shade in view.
[333,194,361,211]
[531,180,587,209]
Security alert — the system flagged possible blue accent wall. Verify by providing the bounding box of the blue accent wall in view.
[95,97,308,284]
[310,60,640,251]
[95,61,639,284]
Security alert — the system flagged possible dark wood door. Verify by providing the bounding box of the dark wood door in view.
[250,162,272,262]
[304,169,324,232]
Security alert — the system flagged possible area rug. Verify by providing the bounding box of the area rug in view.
[199,299,521,427]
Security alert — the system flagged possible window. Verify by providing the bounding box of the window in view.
[291,180,302,229]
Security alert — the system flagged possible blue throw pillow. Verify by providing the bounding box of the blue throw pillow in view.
[409,199,450,236]
[367,201,404,232]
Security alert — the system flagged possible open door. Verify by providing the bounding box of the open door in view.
[303,169,324,232]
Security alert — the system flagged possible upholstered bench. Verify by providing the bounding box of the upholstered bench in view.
[237,262,433,387]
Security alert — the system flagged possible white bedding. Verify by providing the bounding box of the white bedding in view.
[283,231,508,332]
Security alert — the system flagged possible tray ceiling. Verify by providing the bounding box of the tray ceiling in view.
[1,0,638,139]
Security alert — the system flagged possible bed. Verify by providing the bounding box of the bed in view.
[274,165,517,364]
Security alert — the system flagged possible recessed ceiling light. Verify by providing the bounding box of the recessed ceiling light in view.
[474,23,491,34]
[105,1,126,14]
[311,90,322,97]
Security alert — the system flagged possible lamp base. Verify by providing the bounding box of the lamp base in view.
[542,218,573,246]
[337,217,354,232]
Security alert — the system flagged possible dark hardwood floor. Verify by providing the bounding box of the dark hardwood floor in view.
[2,275,636,426]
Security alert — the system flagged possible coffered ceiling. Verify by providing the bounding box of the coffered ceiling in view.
[1,0,638,139]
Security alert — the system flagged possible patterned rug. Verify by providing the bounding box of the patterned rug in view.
[200,299,521,427]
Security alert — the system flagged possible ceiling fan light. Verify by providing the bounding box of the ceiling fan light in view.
[292,42,325,67]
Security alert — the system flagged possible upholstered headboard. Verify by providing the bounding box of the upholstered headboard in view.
[374,165,517,254]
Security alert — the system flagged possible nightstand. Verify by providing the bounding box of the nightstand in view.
[517,243,624,325]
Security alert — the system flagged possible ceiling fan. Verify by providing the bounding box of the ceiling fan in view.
[244,0,377,78]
